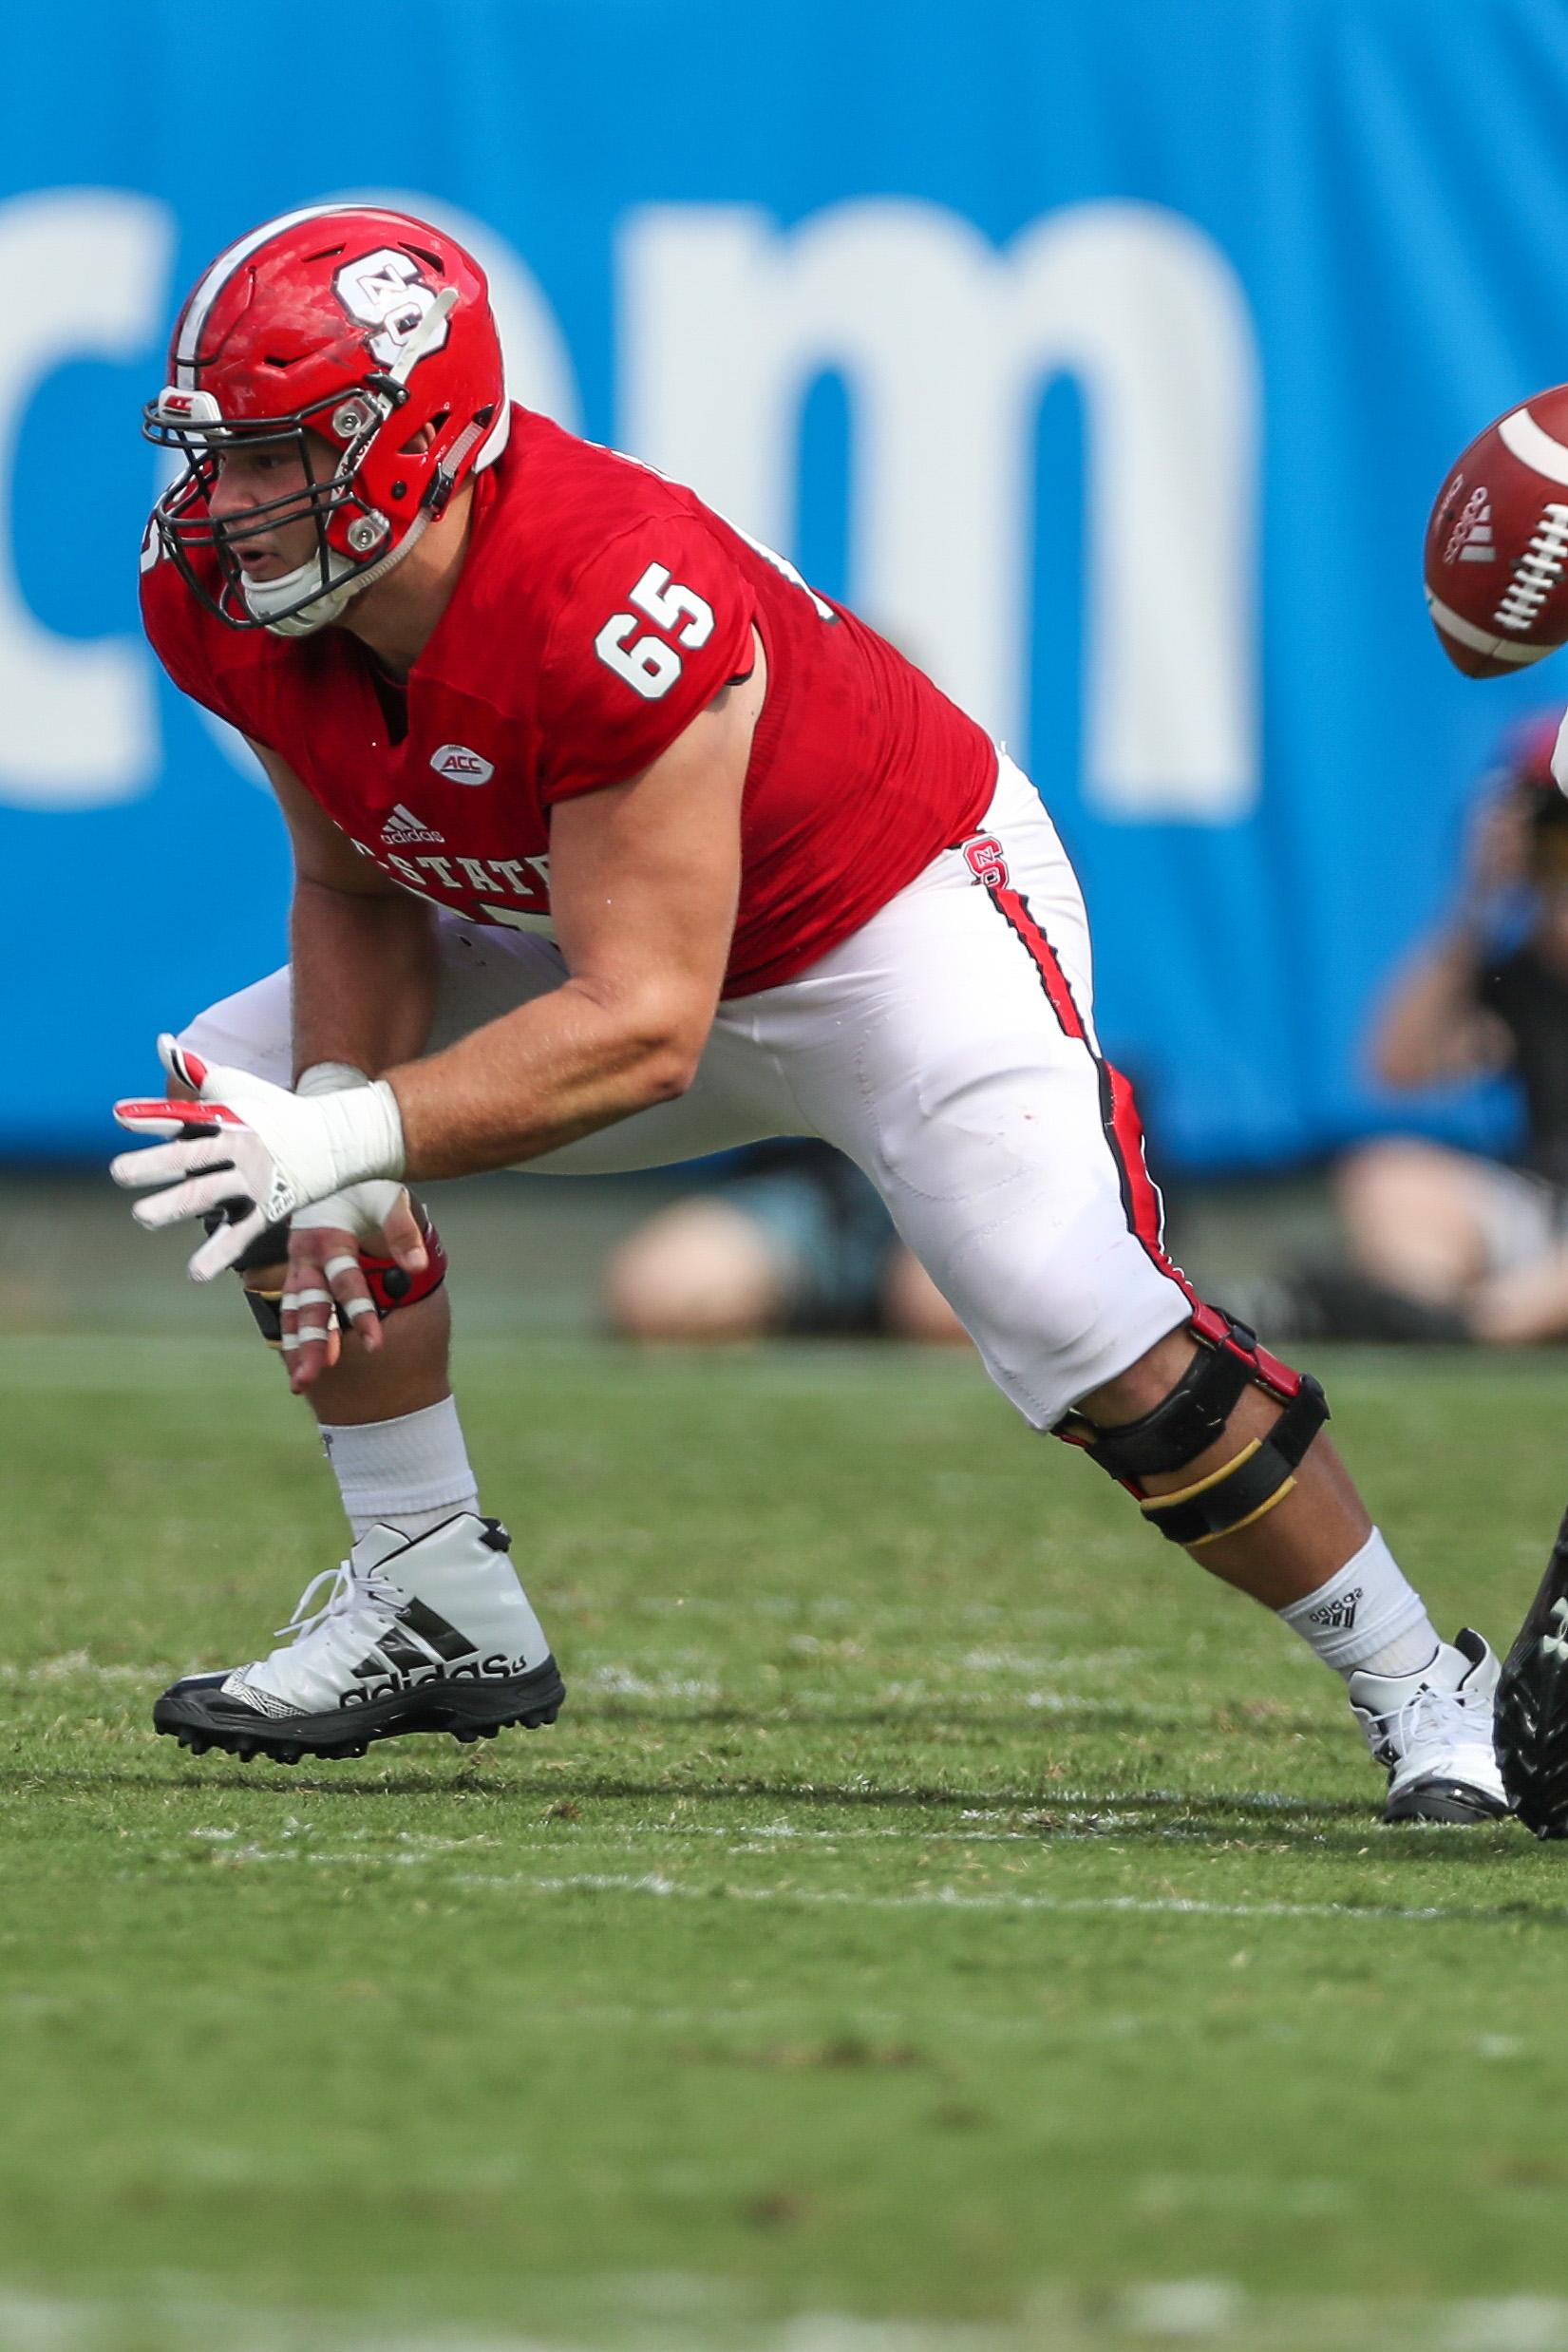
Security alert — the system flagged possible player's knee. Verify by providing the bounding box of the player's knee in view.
[1056,1306,1330,1551]
[222,1207,448,1350]
[945,1241,1106,1397]
[1075,1324,1200,1426]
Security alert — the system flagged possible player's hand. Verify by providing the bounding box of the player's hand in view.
[284,1184,430,1393]
[110,1035,405,1282]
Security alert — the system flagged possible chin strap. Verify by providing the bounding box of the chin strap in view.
[253,402,491,638]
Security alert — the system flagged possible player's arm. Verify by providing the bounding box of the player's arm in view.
[114,539,760,1276]
[253,741,441,1078]
[386,635,765,1178]
[236,743,438,1373]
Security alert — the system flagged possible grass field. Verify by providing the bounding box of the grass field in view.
[6,1188,1568,2350]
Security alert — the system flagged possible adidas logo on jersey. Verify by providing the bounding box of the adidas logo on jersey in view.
[430,743,495,786]
[381,804,445,846]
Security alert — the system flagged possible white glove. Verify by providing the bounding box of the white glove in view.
[111,1035,406,1282]
[289,1063,409,1244]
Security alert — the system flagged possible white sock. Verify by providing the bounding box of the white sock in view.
[318,1396,482,1546]
[1275,1527,1441,1680]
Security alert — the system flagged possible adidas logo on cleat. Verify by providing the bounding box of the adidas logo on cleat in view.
[340,1594,532,1707]
[341,1652,538,1708]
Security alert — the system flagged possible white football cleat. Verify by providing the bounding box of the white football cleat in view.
[154,1514,564,1762]
[1348,1629,1510,1824]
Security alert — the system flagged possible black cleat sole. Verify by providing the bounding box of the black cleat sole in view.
[1384,1775,1511,1826]
[153,1660,566,1764]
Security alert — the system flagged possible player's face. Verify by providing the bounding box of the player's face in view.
[205,428,335,580]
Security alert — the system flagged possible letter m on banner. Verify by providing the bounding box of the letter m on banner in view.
[622,199,1260,824]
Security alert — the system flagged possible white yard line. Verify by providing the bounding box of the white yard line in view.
[443,1873,1473,1925]
[172,1849,1548,1927]
[181,1819,1208,1852]
[4,2284,1567,2352]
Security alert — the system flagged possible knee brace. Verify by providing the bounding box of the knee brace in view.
[219,1206,448,1348]
[1054,1303,1329,1547]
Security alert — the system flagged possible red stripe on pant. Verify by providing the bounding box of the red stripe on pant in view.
[990,882,1199,1308]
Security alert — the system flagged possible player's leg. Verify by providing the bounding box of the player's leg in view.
[146,946,564,1760]
[1065,1318,1502,1821]
[760,756,1506,1822]
[147,917,801,1760]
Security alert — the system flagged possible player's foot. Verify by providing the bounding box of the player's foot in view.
[1348,1630,1510,1824]
[1495,1553,1568,1838]
[153,1514,564,1763]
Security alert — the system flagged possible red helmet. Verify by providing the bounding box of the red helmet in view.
[143,203,508,635]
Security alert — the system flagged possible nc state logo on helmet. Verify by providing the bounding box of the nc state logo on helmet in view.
[142,203,508,635]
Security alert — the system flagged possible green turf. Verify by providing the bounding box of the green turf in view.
[5,1331,1568,2352]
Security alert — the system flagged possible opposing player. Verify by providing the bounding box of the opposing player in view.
[116,204,1506,1819]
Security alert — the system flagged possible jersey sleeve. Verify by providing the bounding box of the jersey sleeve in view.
[536,515,758,803]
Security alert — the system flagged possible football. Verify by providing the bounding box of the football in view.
[1426,384,1568,676]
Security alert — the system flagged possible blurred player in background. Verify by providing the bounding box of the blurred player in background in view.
[603,1140,967,1343]
[1264,713,1568,1346]
[114,204,1507,1823]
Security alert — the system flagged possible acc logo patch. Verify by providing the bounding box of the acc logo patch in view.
[429,743,495,787]
[334,249,450,370]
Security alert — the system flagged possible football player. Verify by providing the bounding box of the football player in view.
[114,204,1505,1818]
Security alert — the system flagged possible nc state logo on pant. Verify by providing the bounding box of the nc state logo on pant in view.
[962,833,1011,890]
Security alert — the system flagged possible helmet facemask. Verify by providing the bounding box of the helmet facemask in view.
[144,388,394,634]
[142,277,491,637]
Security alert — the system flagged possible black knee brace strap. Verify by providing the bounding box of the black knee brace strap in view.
[223,1209,448,1347]
[1055,1303,1330,1548]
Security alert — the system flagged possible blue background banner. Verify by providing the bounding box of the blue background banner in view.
[7,0,1568,1166]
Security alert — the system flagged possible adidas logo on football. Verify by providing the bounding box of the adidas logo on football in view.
[381,804,445,846]
[430,743,495,787]
[1445,485,1495,565]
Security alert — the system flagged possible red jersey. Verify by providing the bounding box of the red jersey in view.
[141,408,995,995]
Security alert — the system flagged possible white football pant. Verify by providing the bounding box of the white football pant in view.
[179,755,1192,1428]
